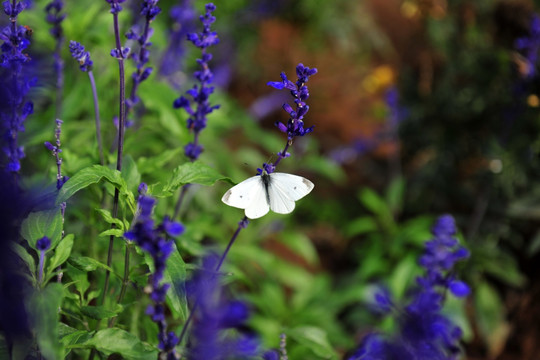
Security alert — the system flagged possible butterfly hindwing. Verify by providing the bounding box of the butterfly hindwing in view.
[268,177,296,214]
[244,178,270,219]
[270,172,314,201]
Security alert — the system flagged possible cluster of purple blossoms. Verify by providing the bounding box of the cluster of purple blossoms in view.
[45,0,65,40]
[515,14,540,79]
[258,63,317,175]
[349,214,470,360]
[68,41,93,72]
[159,0,196,89]
[185,255,261,360]
[0,0,34,174]
[105,0,126,15]
[173,3,220,161]
[267,63,317,141]
[125,0,161,114]
[124,184,184,358]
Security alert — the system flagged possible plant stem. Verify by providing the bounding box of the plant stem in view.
[87,71,104,165]
[177,216,248,346]
[173,184,190,220]
[100,7,127,317]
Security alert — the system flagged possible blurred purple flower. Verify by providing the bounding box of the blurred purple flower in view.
[348,214,470,360]
[0,0,34,176]
[515,14,540,78]
[185,255,261,360]
[124,186,184,357]
[159,0,196,87]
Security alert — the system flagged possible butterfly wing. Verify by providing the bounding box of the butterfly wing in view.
[221,175,262,209]
[270,173,314,201]
[244,180,270,219]
[222,175,270,219]
[267,177,296,214]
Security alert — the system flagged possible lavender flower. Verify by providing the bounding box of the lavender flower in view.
[185,255,260,360]
[173,3,220,161]
[124,186,184,358]
[105,0,126,14]
[348,215,470,360]
[0,0,34,175]
[69,41,93,72]
[264,63,317,171]
[515,14,540,79]
[125,0,161,116]
[267,64,317,141]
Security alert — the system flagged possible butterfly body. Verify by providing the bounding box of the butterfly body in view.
[222,172,314,219]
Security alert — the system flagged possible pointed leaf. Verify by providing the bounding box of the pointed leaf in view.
[56,165,135,212]
[21,207,63,250]
[47,234,74,278]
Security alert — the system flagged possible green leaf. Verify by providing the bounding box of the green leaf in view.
[56,165,135,212]
[359,188,396,234]
[475,282,509,350]
[279,232,319,266]
[11,242,36,275]
[137,148,183,175]
[385,176,405,213]
[143,243,187,320]
[68,256,115,274]
[21,207,63,250]
[80,305,121,320]
[95,208,124,229]
[98,229,125,238]
[164,245,187,320]
[288,326,338,360]
[149,162,231,197]
[69,328,157,360]
[121,155,141,193]
[389,254,418,299]
[29,283,65,360]
[47,234,74,279]
[345,216,378,237]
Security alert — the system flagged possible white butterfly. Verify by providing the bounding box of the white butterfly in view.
[221,171,314,219]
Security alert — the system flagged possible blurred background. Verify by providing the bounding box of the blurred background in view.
[18,0,540,359]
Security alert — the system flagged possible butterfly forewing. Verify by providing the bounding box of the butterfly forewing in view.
[221,175,261,209]
[270,173,314,201]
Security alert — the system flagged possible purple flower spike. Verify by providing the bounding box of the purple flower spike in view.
[174,2,220,161]
[0,0,34,177]
[125,189,184,357]
[349,214,470,360]
[267,64,317,141]
[186,255,261,360]
[69,41,93,72]
[125,0,162,119]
